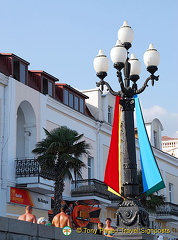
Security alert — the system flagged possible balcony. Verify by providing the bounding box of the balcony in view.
[15,158,54,194]
[15,160,122,204]
[156,202,178,222]
[71,179,122,205]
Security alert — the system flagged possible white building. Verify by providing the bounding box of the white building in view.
[0,52,178,239]
[162,136,178,158]
[0,53,113,222]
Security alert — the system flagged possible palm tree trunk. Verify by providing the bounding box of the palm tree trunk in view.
[53,161,65,216]
[53,177,64,216]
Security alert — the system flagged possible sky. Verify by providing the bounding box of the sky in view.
[1,0,178,137]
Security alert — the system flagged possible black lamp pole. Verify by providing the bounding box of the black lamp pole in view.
[93,21,159,239]
[96,58,159,199]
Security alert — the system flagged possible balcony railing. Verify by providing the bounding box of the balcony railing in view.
[71,179,122,202]
[16,160,122,202]
[15,158,55,181]
[156,202,178,217]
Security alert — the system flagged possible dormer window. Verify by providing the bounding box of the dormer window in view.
[64,90,69,105]
[0,53,29,83]
[29,71,57,98]
[74,96,79,111]
[55,84,89,115]
[20,64,27,84]
[43,78,53,96]
[13,59,27,84]
[63,90,84,113]
[79,98,84,113]
[69,92,74,108]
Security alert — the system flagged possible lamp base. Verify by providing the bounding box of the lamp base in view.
[115,199,154,240]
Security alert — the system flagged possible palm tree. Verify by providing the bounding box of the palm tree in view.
[32,126,90,216]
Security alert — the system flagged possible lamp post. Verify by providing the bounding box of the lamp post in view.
[93,21,160,239]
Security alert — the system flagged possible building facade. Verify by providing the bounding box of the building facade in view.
[0,53,178,239]
[162,136,178,159]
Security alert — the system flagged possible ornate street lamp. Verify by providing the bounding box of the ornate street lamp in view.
[93,21,160,239]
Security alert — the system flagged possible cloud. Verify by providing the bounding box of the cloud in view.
[142,105,178,138]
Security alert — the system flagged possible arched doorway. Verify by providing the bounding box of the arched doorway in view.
[16,101,36,159]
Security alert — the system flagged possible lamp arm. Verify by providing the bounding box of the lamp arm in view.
[96,80,121,96]
[136,75,159,95]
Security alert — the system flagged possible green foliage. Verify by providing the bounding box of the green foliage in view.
[32,126,90,215]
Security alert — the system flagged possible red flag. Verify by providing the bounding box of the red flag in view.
[104,96,122,194]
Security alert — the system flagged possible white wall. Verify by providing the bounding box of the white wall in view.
[0,73,9,216]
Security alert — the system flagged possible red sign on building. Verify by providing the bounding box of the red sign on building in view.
[10,187,33,206]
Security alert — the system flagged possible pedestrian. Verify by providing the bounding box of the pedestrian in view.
[52,205,72,228]
[18,205,37,223]
[104,218,115,237]
[96,222,104,235]
[66,203,73,216]
[37,217,47,225]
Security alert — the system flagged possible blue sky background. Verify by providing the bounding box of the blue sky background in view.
[1,0,178,137]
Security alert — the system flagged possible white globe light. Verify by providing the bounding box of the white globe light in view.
[110,40,127,64]
[118,21,134,44]
[143,44,160,67]
[129,53,141,76]
[93,50,109,73]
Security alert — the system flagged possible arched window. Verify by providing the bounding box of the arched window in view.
[16,101,36,159]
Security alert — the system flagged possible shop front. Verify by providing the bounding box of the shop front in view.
[6,187,51,220]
